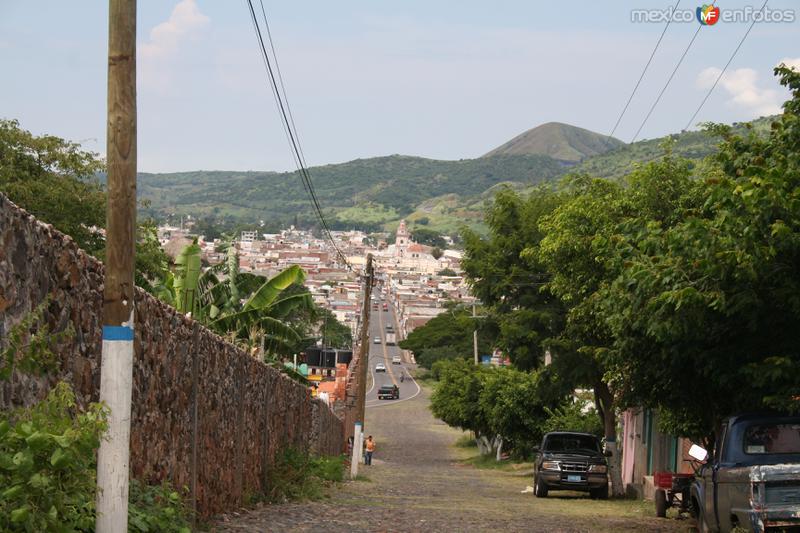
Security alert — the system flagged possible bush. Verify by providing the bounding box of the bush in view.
[541,401,603,437]
[0,305,193,530]
[0,382,107,531]
[128,480,191,533]
[264,448,345,503]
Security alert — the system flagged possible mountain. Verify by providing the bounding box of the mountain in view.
[138,153,565,231]
[483,122,624,162]
[137,117,775,236]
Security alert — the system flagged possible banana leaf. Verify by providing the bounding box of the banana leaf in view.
[242,265,305,311]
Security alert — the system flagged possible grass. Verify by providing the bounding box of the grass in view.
[263,449,346,503]
[461,452,534,472]
[454,434,477,448]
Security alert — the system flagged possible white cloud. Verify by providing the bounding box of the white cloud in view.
[696,66,782,117]
[778,57,800,71]
[139,0,209,91]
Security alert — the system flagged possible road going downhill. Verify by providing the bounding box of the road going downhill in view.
[213,295,690,532]
[365,294,420,408]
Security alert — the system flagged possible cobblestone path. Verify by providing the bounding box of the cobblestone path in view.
[212,384,694,532]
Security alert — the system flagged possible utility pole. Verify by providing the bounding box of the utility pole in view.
[96,0,137,531]
[473,303,479,365]
[472,302,486,365]
[350,254,373,478]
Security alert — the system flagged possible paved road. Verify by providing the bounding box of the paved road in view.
[364,292,420,408]
[213,293,693,532]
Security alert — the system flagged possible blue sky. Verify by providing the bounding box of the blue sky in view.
[1,1,798,172]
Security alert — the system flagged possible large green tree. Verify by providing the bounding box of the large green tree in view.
[398,303,493,369]
[462,187,566,370]
[0,119,105,254]
[603,65,800,442]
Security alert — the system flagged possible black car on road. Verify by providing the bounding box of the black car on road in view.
[533,431,610,499]
[377,385,399,400]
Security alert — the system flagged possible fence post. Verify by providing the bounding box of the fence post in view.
[234,354,245,506]
[189,322,199,526]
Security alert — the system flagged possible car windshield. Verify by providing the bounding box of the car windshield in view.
[543,434,600,453]
[744,423,800,454]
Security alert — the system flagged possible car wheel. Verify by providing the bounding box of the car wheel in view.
[534,475,548,498]
[589,483,609,500]
[655,489,668,518]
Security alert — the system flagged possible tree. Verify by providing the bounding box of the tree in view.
[536,154,697,495]
[431,247,443,260]
[398,305,493,369]
[0,119,105,254]
[602,65,800,442]
[462,187,566,370]
[430,359,570,458]
[160,242,312,357]
[411,227,446,248]
[437,268,457,276]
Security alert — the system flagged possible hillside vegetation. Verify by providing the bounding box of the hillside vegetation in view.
[137,117,776,235]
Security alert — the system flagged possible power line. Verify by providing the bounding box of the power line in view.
[256,0,339,265]
[630,0,716,143]
[608,0,681,139]
[244,0,352,270]
[683,0,768,131]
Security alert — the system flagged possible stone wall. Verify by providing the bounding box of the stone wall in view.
[0,194,343,517]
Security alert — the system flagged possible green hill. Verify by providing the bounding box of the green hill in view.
[137,117,776,236]
[138,153,565,230]
[483,122,624,162]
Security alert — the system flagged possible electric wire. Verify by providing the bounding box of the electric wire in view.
[608,0,681,139]
[244,0,352,270]
[683,0,769,131]
[630,1,716,143]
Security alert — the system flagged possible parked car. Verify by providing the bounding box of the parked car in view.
[373,337,381,344]
[377,385,399,400]
[533,432,610,499]
[392,355,402,365]
[374,363,386,373]
[690,413,800,532]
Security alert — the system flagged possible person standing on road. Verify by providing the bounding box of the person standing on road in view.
[364,435,375,465]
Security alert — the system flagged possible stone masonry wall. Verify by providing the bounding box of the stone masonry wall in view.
[0,194,343,517]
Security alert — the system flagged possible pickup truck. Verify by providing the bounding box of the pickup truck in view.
[377,385,399,400]
[691,413,800,532]
[532,431,610,499]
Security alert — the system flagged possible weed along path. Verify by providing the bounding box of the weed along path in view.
[212,383,691,532]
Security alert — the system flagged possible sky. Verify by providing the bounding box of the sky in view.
[1,1,798,173]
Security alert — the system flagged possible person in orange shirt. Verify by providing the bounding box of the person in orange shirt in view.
[364,436,375,465]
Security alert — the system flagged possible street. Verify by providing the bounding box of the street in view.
[213,299,692,532]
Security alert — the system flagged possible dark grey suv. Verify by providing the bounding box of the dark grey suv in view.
[533,432,610,499]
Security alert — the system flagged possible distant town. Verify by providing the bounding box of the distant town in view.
[158,218,472,353]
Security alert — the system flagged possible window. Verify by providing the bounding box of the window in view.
[744,423,800,454]
[543,434,600,453]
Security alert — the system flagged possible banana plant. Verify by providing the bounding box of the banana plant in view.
[158,240,311,357]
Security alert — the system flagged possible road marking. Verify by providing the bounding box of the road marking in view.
[366,373,421,408]
[378,308,399,387]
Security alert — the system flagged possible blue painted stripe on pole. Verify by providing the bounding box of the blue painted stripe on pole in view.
[102,325,134,341]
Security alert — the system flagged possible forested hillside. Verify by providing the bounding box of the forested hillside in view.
[136,117,775,235]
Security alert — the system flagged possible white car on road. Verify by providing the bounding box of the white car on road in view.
[373,337,381,344]
[392,355,402,365]
[375,363,386,372]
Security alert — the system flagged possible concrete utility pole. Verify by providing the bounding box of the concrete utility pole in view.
[96,0,137,531]
[473,303,479,365]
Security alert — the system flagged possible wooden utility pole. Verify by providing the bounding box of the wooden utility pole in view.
[350,254,373,478]
[96,0,137,531]
[356,254,374,428]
